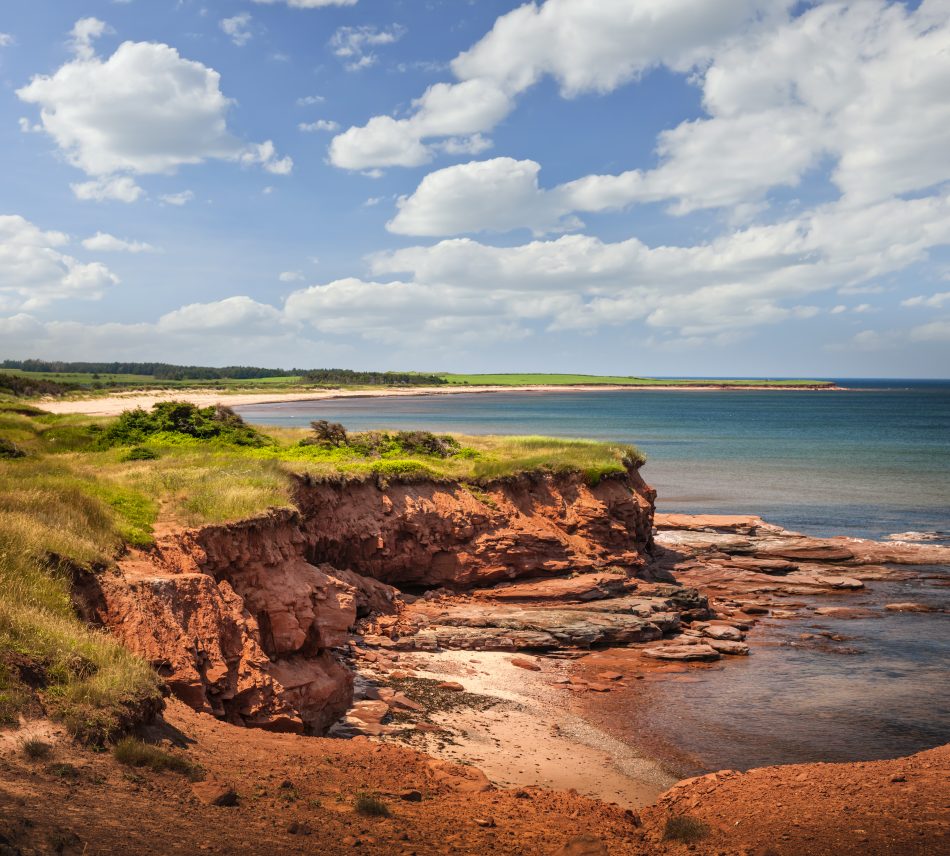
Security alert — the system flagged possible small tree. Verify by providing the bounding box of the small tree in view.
[309,420,348,446]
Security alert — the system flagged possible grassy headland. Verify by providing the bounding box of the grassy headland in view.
[0,400,642,739]
[440,373,833,387]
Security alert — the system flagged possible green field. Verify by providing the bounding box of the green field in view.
[0,368,306,390]
[440,373,833,387]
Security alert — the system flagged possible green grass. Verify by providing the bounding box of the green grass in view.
[440,373,832,387]
[112,736,203,778]
[0,401,642,734]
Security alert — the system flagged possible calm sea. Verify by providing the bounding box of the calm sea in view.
[239,379,950,540]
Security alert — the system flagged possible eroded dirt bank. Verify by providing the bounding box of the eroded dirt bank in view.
[75,468,655,735]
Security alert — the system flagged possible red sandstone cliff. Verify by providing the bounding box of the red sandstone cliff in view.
[77,468,656,734]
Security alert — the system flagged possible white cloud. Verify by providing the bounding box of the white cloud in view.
[329,0,783,170]
[0,33,15,48]
[902,292,950,309]
[329,78,512,170]
[17,23,292,193]
[71,176,144,203]
[160,190,194,206]
[909,318,950,342]
[0,214,118,311]
[220,13,253,47]
[329,24,405,71]
[299,119,339,133]
[296,95,325,106]
[82,232,156,253]
[279,270,304,282]
[157,296,283,333]
[69,17,111,60]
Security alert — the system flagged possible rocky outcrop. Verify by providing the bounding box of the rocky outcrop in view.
[79,467,656,734]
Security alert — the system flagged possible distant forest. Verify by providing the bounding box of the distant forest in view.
[1,360,446,386]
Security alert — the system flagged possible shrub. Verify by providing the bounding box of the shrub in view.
[0,437,25,459]
[663,815,710,844]
[354,792,390,817]
[102,402,266,448]
[306,420,348,446]
[112,737,203,779]
[21,738,52,760]
[121,446,158,462]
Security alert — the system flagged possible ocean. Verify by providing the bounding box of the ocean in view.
[237,381,950,774]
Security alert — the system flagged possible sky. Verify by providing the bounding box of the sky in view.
[1,0,949,377]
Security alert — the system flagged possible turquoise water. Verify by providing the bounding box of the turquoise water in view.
[239,380,950,540]
[240,382,950,771]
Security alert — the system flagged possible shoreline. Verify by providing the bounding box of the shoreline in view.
[37,381,843,416]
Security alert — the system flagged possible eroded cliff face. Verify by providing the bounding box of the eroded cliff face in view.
[78,468,655,734]
[294,468,656,587]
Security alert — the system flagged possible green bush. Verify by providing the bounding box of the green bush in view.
[121,446,158,462]
[103,402,267,448]
[0,437,25,459]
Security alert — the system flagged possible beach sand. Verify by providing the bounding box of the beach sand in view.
[37,382,839,416]
[387,651,676,808]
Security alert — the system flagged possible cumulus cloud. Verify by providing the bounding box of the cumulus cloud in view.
[279,270,304,282]
[17,22,292,196]
[0,33,16,48]
[329,24,406,71]
[157,296,283,333]
[329,0,784,170]
[0,214,118,311]
[383,2,950,234]
[82,232,156,253]
[220,13,253,47]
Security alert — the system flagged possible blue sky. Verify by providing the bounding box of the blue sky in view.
[1,0,949,376]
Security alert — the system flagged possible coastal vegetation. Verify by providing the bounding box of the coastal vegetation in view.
[0,400,642,739]
[0,360,833,397]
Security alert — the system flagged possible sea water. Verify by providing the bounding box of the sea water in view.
[238,381,950,772]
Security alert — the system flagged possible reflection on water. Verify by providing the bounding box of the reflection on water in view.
[624,572,950,777]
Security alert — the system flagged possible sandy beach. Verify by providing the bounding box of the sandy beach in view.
[387,650,676,808]
[37,382,841,416]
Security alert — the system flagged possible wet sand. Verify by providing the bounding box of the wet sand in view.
[390,650,676,808]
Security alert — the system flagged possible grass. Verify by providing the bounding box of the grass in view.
[0,400,642,733]
[353,792,391,817]
[21,737,53,760]
[112,736,203,779]
[663,815,710,844]
[440,373,833,387]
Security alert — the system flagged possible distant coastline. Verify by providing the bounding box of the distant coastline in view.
[38,381,845,416]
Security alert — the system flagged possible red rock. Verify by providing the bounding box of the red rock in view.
[885,602,936,613]
[510,657,542,671]
[191,781,239,807]
[643,644,721,662]
[596,672,624,681]
[437,681,465,691]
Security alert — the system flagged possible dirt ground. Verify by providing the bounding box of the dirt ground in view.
[1,700,947,855]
